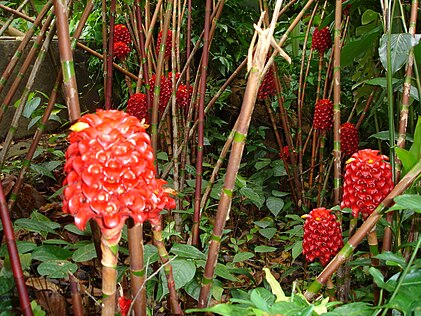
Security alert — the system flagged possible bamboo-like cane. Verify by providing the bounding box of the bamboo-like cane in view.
[191,0,212,247]
[69,273,84,316]
[0,0,30,36]
[54,0,80,122]
[0,20,56,165]
[0,1,52,95]
[304,159,421,300]
[104,0,116,110]
[198,2,286,306]
[0,182,33,316]
[101,0,108,104]
[0,11,54,123]
[101,234,120,316]
[151,222,183,315]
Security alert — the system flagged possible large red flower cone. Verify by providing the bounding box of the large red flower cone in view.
[302,208,343,266]
[62,110,175,241]
[341,149,394,219]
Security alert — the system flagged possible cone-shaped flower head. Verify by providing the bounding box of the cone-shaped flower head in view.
[341,149,394,219]
[279,146,291,163]
[302,208,343,266]
[113,41,131,59]
[340,122,359,157]
[176,84,193,108]
[313,99,333,130]
[114,24,131,45]
[149,74,172,111]
[156,30,172,59]
[62,110,175,241]
[257,70,276,100]
[311,27,332,55]
[127,93,149,123]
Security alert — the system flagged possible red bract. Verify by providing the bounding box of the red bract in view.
[156,30,172,59]
[280,146,291,163]
[62,110,175,241]
[118,296,131,316]
[313,99,333,130]
[127,93,149,124]
[340,122,359,157]
[176,84,193,108]
[302,208,343,266]
[113,41,130,59]
[341,149,394,219]
[114,24,131,45]
[257,70,276,100]
[149,74,172,111]
[311,27,332,55]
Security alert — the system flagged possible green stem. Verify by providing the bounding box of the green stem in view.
[101,235,119,316]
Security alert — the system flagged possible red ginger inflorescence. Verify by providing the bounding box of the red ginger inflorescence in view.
[341,149,394,219]
[176,84,193,108]
[149,74,172,111]
[279,146,291,164]
[302,207,343,266]
[340,122,359,157]
[113,41,131,59]
[313,99,333,130]
[114,24,132,45]
[311,27,332,55]
[257,69,276,100]
[126,93,149,124]
[156,30,172,59]
[62,110,176,241]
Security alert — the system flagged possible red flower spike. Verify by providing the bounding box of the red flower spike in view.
[341,149,394,219]
[113,41,131,59]
[114,24,131,45]
[62,110,176,240]
[311,27,332,55]
[257,70,276,100]
[149,74,172,111]
[340,122,359,157]
[313,99,333,130]
[176,84,193,108]
[156,30,172,59]
[118,296,131,316]
[127,93,149,124]
[279,146,291,164]
[302,208,343,266]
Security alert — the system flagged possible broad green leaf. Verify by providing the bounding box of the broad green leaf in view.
[266,196,284,216]
[254,246,277,253]
[156,151,168,161]
[15,219,60,237]
[184,278,201,300]
[271,191,289,197]
[395,148,418,175]
[32,245,72,261]
[374,251,406,269]
[23,96,41,118]
[240,186,264,208]
[362,9,378,25]
[170,244,206,260]
[272,160,287,177]
[263,267,287,302]
[186,304,249,316]
[0,241,37,257]
[270,301,313,315]
[30,164,55,179]
[72,243,97,262]
[250,287,274,312]
[144,244,159,265]
[64,224,92,236]
[233,252,254,263]
[42,239,71,246]
[394,194,421,212]
[322,302,373,316]
[291,241,303,261]
[259,228,277,240]
[369,267,386,288]
[214,263,238,281]
[37,260,77,279]
[159,258,196,299]
[0,276,14,296]
[409,117,421,160]
[379,33,420,74]
[255,159,271,171]
[254,217,275,228]
[365,77,400,88]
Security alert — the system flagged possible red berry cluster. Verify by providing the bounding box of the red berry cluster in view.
[341,149,394,219]
[62,110,176,241]
[126,93,149,124]
[340,122,359,157]
[302,208,343,266]
[257,70,277,100]
[313,99,333,130]
[113,24,132,60]
[156,30,173,59]
[311,27,332,55]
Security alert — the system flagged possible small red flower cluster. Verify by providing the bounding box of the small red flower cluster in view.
[313,99,333,130]
[113,24,131,59]
[156,30,173,59]
[311,27,332,55]
[62,110,175,240]
[302,208,343,266]
[126,93,149,124]
[340,122,359,157]
[257,70,277,100]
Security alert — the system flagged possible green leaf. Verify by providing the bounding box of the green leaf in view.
[214,263,238,281]
[0,276,14,296]
[37,260,78,279]
[157,151,168,161]
[250,287,274,312]
[23,96,41,118]
[30,164,55,179]
[395,148,418,175]
[266,196,284,216]
[379,33,420,74]
[272,160,287,177]
[186,304,249,316]
[263,267,287,302]
[159,258,196,300]
[291,241,303,261]
[240,187,264,208]
[323,302,373,316]
[15,219,60,237]
[365,77,400,88]
[369,267,386,288]
[170,244,206,260]
[255,159,271,171]
[254,246,277,253]
[184,278,201,300]
[374,251,406,269]
[31,245,72,261]
[362,9,378,25]
[72,243,97,262]
[394,194,421,212]
[233,252,254,263]
[0,241,37,257]
[64,224,92,236]
[144,244,159,265]
[259,228,277,240]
